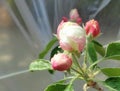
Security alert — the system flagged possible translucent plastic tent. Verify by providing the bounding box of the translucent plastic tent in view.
[0,0,120,91]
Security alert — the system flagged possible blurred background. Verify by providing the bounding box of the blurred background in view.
[0,0,120,91]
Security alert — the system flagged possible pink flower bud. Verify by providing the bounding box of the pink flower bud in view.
[85,19,100,37]
[57,22,86,53]
[69,8,82,24]
[70,8,79,20]
[51,53,72,71]
[62,17,68,22]
[76,18,82,25]
[57,17,68,38]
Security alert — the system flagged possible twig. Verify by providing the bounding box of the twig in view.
[87,81,103,91]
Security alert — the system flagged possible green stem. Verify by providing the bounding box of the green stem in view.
[71,67,83,76]
[70,75,79,84]
[72,53,89,81]
[82,50,88,73]
[84,50,88,65]
[64,71,68,80]
[89,58,105,69]
[72,53,84,74]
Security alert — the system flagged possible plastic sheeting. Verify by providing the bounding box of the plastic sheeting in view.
[0,0,120,91]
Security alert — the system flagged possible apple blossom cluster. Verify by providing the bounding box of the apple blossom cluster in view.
[29,8,120,91]
[51,9,100,71]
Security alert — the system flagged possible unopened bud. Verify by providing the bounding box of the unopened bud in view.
[51,53,72,71]
[85,19,100,37]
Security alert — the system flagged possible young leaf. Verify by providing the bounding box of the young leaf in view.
[50,45,63,58]
[101,68,120,77]
[39,36,58,59]
[44,83,67,91]
[64,84,74,91]
[48,69,54,74]
[105,42,120,60]
[87,41,97,63]
[92,40,105,56]
[44,83,74,91]
[55,77,72,84]
[104,77,120,91]
[29,59,52,71]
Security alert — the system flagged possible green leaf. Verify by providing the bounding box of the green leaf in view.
[101,68,120,77]
[87,41,97,63]
[55,77,73,84]
[64,84,74,91]
[39,36,58,59]
[29,59,52,71]
[105,42,120,60]
[44,83,74,91]
[104,77,120,91]
[92,40,105,56]
[44,83,67,91]
[48,69,54,74]
[50,45,63,58]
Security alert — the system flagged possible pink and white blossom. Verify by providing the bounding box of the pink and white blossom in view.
[51,53,72,71]
[57,22,86,53]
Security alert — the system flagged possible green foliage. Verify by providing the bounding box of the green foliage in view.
[92,40,105,56]
[104,77,120,91]
[29,59,52,71]
[39,36,58,59]
[64,84,74,91]
[105,42,120,60]
[87,41,97,63]
[101,68,120,77]
[30,40,120,91]
[44,83,74,91]
[29,40,120,91]
[28,8,120,90]
[90,42,120,68]
[48,69,54,74]
[50,45,63,58]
